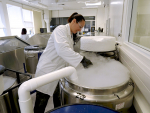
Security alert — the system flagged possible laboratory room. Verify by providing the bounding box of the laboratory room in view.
[0,0,150,113]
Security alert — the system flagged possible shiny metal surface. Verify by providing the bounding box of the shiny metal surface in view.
[60,79,134,112]
[0,36,29,53]
[0,48,25,71]
[0,36,29,71]
[0,36,31,113]
[24,47,44,74]
[64,77,129,95]
[0,76,20,113]
[27,33,51,46]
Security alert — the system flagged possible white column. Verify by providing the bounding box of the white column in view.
[1,0,11,36]
[44,9,50,33]
[41,10,46,28]
[44,18,50,32]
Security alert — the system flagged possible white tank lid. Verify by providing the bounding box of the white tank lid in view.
[80,36,116,52]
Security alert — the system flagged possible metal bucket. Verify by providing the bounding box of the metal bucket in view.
[24,45,45,74]
[0,76,19,113]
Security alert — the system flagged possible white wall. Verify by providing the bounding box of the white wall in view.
[51,8,105,31]
[119,0,150,113]
[33,11,42,34]
[52,9,97,17]
[96,7,105,30]
[108,0,124,40]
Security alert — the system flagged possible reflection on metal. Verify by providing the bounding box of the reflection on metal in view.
[0,36,30,53]
[0,36,29,71]
[24,45,45,74]
[0,76,18,113]
[0,68,32,113]
[27,33,51,46]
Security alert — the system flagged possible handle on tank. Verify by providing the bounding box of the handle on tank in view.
[76,92,86,100]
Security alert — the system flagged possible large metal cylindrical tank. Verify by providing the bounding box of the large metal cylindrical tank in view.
[60,52,134,113]
[24,45,45,74]
[0,76,19,113]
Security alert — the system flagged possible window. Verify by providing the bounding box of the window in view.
[22,9,34,35]
[7,4,34,37]
[129,0,150,51]
[7,4,23,37]
[0,2,6,37]
[0,15,5,37]
[83,16,95,33]
[50,16,95,33]
[50,17,68,32]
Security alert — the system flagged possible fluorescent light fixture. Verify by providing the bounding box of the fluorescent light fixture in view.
[77,1,85,3]
[77,0,90,3]
[48,7,63,10]
[22,0,48,8]
[85,1,101,6]
[111,2,122,4]
[82,6,98,9]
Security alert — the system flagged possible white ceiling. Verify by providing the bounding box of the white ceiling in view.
[11,0,109,10]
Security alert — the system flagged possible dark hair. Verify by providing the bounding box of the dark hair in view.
[21,28,27,35]
[68,12,85,23]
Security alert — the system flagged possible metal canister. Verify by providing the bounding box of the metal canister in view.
[0,65,5,95]
[24,45,45,74]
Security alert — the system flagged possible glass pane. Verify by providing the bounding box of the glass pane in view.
[26,28,34,35]
[0,29,5,37]
[62,17,68,25]
[7,4,23,28]
[84,21,91,32]
[24,22,33,28]
[92,21,95,26]
[22,9,32,22]
[129,0,150,50]
[50,18,60,31]
[0,16,4,28]
[84,16,95,20]
[11,29,22,37]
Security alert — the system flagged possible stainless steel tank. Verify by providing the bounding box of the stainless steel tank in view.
[0,65,32,113]
[0,76,18,113]
[60,78,133,113]
[24,45,45,74]
[60,52,134,113]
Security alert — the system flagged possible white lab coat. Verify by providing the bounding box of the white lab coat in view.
[20,34,29,41]
[35,24,83,96]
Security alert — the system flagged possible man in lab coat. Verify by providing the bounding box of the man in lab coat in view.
[34,12,93,113]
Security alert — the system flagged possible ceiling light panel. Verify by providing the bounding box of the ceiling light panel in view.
[85,1,101,6]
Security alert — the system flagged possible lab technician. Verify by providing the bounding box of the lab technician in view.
[34,12,93,113]
[20,28,29,41]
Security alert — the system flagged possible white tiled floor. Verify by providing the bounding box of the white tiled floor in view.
[31,92,54,113]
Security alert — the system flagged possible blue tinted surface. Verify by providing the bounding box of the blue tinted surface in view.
[49,104,119,113]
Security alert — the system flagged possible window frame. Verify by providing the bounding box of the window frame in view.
[120,0,150,106]
[121,0,150,66]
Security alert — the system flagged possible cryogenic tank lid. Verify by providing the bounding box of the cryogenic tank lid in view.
[24,45,45,50]
[48,104,120,113]
[0,65,5,75]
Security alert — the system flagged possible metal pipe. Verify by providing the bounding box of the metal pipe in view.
[18,66,78,113]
